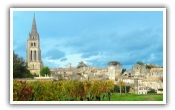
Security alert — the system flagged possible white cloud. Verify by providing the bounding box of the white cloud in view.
[43,53,104,68]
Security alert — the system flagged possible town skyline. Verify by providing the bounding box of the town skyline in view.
[13,9,164,70]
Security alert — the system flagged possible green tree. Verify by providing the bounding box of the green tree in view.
[146,64,151,69]
[147,89,156,94]
[121,68,126,74]
[137,61,144,65]
[146,63,162,69]
[40,66,51,76]
[118,80,125,96]
[77,61,87,68]
[13,51,33,78]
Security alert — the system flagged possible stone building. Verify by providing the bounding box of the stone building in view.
[131,64,150,77]
[133,77,163,94]
[26,14,43,75]
[108,63,121,81]
[150,68,163,77]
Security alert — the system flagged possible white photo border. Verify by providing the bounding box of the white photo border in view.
[10,7,166,104]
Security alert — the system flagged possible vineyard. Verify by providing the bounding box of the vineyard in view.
[13,80,114,101]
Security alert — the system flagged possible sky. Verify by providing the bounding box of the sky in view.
[13,9,164,71]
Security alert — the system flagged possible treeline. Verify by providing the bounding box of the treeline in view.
[13,51,34,78]
[13,51,52,78]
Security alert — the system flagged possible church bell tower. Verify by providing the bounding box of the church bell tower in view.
[26,14,43,75]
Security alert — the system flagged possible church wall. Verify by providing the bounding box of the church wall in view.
[26,15,43,75]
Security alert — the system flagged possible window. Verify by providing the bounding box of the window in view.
[30,51,32,61]
[34,51,36,61]
[31,43,33,46]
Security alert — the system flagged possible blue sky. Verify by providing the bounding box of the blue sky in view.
[13,10,164,70]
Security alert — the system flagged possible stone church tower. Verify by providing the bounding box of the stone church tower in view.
[26,14,43,75]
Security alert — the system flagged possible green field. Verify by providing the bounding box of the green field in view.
[108,93,163,101]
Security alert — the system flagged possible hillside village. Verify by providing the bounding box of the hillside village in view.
[43,61,164,95]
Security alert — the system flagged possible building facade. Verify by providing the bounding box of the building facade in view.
[108,64,121,81]
[131,64,150,77]
[150,68,163,77]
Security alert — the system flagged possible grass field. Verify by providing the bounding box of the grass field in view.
[108,93,163,101]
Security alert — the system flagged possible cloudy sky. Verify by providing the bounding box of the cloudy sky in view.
[12,9,164,70]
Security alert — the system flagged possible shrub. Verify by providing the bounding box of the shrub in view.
[147,89,156,94]
[40,66,51,77]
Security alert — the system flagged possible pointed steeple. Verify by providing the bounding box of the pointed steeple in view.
[31,13,38,36]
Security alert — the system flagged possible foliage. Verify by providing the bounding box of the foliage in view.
[33,73,39,77]
[108,61,121,66]
[117,80,125,95]
[114,85,130,93]
[146,65,151,69]
[147,89,156,94]
[13,80,34,101]
[121,68,126,74]
[40,66,51,76]
[77,61,87,68]
[13,51,33,78]
[146,64,162,69]
[13,80,114,101]
[136,61,163,69]
[146,63,163,69]
[13,80,162,101]
[137,61,144,65]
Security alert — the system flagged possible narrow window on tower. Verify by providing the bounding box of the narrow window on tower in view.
[31,43,33,46]
[30,51,32,61]
[34,51,36,61]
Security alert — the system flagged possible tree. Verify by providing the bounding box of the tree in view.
[146,64,151,69]
[137,61,144,65]
[77,61,87,68]
[108,61,121,66]
[147,89,156,94]
[148,64,160,68]
[146,63,162,69]
[40,66,51,76]
[118,80,124,96]
[13,51,33,78]
[121,68,126,74]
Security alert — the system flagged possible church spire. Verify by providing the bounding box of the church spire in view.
[31,13,38,36]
